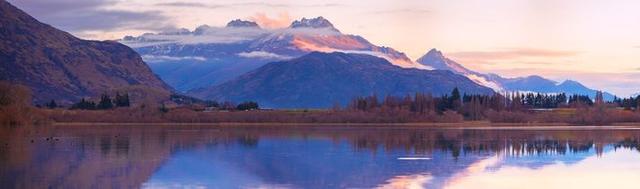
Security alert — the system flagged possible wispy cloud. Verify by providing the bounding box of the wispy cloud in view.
[141,55,206,63]
[60,10,172,31]
[449,48,580,62]
[237,51,292,60]
[369,8,431,15]
[229,2,343,8]
[249,12,293,29]
[9,0,115,13]
[9,0,174,32]
[153,2,343,10]
[154,2,222,9]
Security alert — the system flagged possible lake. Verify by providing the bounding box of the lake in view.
[1,125,639,189]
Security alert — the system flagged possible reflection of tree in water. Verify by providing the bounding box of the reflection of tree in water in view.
[435,133,460,158]
[568,141,594,153]
[237,134,259,147]
[615,138,640,152]
[339,129,640,158]
[0,126,231,188]
[100,136,111,156]
[2,126,640,188]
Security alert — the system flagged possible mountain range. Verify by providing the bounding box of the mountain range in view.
[1,0,617,108]
[417,49,615,100]
[0,1,171,104]
[122,16,612,101]
[120,17,425,92]
[188,52,493,108]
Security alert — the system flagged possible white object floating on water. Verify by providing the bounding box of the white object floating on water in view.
[397,157,432,160]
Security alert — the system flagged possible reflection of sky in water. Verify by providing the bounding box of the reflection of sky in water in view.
[142,137,640,189]
[445,148,640,189]
[143,138,487,188]
[4,126,640,189]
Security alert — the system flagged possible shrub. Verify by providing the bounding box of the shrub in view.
[486,110,532,123]
[0,82,46,126]
[236,101,259,111]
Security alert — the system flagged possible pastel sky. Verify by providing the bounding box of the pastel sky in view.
[9,0,640,96]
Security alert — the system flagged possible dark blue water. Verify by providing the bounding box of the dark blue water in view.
[1,126,639,189]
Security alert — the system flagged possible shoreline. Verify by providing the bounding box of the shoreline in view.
[49,121,640,129]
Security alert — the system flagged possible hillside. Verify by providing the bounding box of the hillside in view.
[189,52,493,108]
[0,1,171,104]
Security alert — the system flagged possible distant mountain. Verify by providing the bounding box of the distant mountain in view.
[121,17,426,91]
[417,49,502,91]
[0,1,171,104]
[188,52,493,108]
[417,49,614,99]
[226,19,260,28]
[289,16,339,31]
[417,49,475,75]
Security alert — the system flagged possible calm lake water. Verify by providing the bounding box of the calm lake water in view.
[1,125,639,189]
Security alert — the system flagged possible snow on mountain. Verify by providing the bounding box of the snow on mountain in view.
[189,52,492,108]
[122,25,269,48]
[289,16,338,31]
[226,19,260,28]
[120,17,426,91]
[417,49,473,74]
[417,48,615,99]
[417,49,503,91]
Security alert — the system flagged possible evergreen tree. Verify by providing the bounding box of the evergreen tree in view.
[450,87,461,111]
[237,101,259,111]
[71,98,96,110]
[205,100,220,108]
[97,94,113,109]
[221,101,236,110]
[46,100,57,109]
[114,92,130,107]
[159,103,168,113]
[595,91,604,105]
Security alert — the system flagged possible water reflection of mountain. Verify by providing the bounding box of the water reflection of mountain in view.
[0,126,639,188]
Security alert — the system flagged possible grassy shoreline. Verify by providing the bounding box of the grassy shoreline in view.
[49,121,640,128]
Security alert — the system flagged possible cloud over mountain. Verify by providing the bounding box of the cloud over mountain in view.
[249,12,293,29]
[154,2,222,9]
[8,0,174,33]
[0,1,171,104]
[120,17,425,91]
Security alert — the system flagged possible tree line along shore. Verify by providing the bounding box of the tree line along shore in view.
[2,81,640,126]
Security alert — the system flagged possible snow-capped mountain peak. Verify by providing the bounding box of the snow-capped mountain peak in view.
[290,16,338,31]
[416,49,504,91]
[426,48,445,58]
[417,48,473,74]
[557,79,582,86]
[119,16,429,90]
[193,25,211,35]
[416,49,616,99]
[226,19,260,28]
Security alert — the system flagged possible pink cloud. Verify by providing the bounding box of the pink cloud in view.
[449,48,580,62]
[249,12,292,29]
